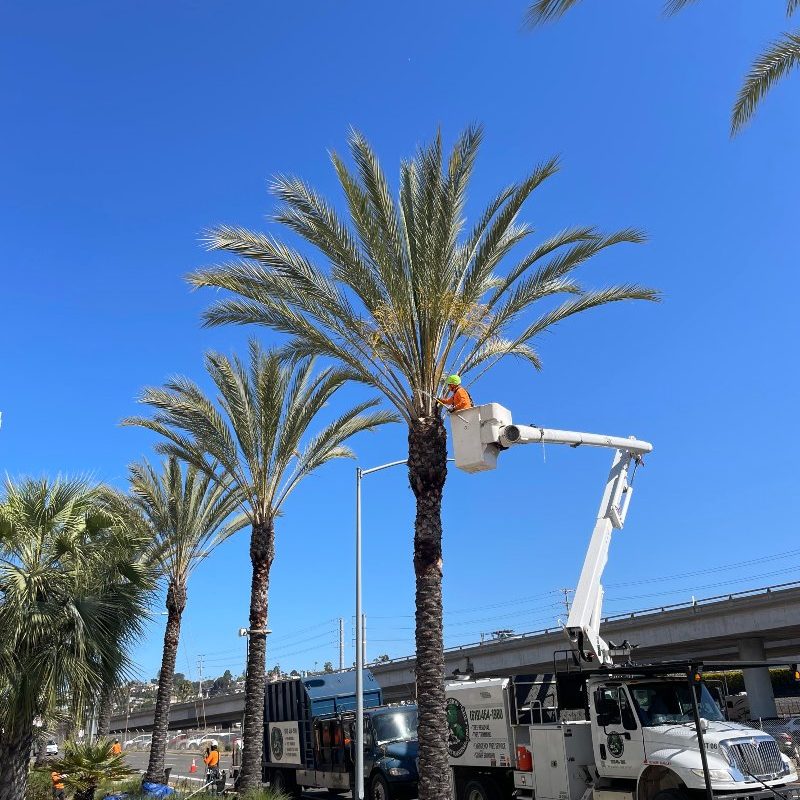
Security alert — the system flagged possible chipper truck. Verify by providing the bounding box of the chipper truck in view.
[259,669,418,798]
[445,403,800,800]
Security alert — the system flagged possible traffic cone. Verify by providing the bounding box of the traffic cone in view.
[190,758,197,774]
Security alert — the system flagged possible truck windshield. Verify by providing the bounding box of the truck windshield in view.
[372,709,418,744]
[629,682,725,726]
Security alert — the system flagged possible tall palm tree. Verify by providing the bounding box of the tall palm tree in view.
[186,126,658,800]
[0,477,150,800]
[525,0,800,135]
[123,341,395,792]
[108,457,246,784]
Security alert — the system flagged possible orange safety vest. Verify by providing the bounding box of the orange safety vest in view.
[51,772,65,790]
[440,385,473,412]
[111,742,122,755]
[204,749,219,768]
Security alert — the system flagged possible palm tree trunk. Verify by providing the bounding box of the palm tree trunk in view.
[145,580,187,784]
[238,518,275,792]
[0,728,34,800]
[408,414,450,800]
[97,683,114,738]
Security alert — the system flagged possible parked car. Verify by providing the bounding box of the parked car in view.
[45,740,58,756]
[167,733,188,749]
[123,734,152,750]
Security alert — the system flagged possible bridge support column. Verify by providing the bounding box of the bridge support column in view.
[737,637,777,719]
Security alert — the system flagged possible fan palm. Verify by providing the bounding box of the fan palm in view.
[525,0,800,135]
[0,477,150,800]
[187,125,658,799]
[123,341,395,791]
[107,457,246,784]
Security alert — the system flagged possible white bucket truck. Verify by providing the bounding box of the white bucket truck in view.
[446,404,800,800]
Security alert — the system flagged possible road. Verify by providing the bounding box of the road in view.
[122,748,355,797]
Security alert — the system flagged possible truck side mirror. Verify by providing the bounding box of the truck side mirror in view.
[596,712,611,728]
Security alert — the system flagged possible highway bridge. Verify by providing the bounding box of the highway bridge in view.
[111,580,800,734]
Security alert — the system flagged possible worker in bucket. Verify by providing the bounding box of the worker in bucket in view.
[438,374,473,413]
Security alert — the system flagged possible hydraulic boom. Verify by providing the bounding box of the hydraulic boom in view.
[450,403,652,665]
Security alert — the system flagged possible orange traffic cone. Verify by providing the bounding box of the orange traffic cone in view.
[190,758,197,774]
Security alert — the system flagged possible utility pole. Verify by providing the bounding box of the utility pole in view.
[196,655,205,699]
[339,618,345,671]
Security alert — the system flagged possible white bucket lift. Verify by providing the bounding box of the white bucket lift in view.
[449,403,653,666]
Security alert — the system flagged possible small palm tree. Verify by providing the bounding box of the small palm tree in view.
[525,0,800,134]
[0,478,150,800]
[50,739,135,800]
[124,341,395,792]
[187,126,657,799]
[108,457,246,784]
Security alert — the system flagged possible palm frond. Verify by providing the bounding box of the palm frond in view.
[731,30,800,134]
[524,0,583,27]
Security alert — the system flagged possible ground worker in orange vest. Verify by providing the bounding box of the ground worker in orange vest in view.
[51,770,66,800]
[438,374,473,413]
[111,738,122,756]
[204,742,221,791]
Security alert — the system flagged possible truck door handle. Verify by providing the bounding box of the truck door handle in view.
[600,744,606,760]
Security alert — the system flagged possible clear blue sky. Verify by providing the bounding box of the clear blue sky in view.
[3,1,799,683]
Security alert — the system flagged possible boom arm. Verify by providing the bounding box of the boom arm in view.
[450,403,652,666]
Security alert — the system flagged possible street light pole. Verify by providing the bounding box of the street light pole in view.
[355,459,406,800]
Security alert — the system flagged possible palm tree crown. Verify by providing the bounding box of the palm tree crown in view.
[125,457,246,588]
[0,477,151,800]
[125,341,395,525]
[190,126,656,420]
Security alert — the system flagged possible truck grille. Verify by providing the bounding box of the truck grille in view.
[728,739,783,779]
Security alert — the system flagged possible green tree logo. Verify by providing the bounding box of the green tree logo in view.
[271,727,284,761]
[607,732,624,758]
[446,698,469,758]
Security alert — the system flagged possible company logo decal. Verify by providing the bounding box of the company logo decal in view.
[446,697,469,758]
[607,732,625,758]
[270,727,284,761]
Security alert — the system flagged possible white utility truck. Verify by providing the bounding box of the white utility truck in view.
[445,403,800,800]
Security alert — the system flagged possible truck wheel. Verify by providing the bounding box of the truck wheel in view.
[463,778,499,800]
[369,772,393,800]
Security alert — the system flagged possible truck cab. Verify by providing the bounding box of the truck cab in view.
[587,673,797,800]
[360,705,419,799]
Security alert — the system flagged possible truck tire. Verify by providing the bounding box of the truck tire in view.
[369,772,393,800]
[462,778,499,800]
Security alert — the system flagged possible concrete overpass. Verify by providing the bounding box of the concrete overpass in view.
[111,580,800,733]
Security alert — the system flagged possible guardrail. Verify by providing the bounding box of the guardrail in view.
[372,580,800,664]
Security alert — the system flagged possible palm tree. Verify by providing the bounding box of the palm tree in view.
[108,457,246,784]
[525,0,800,135]
[50,739,135,800]
[186,126,658,800]
[123,341,395,792]
[0,477,150,800]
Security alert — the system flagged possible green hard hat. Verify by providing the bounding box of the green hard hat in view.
[446,374,462,386]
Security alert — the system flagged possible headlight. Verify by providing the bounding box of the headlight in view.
[387,767,410,777]
[691,769,734,782]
